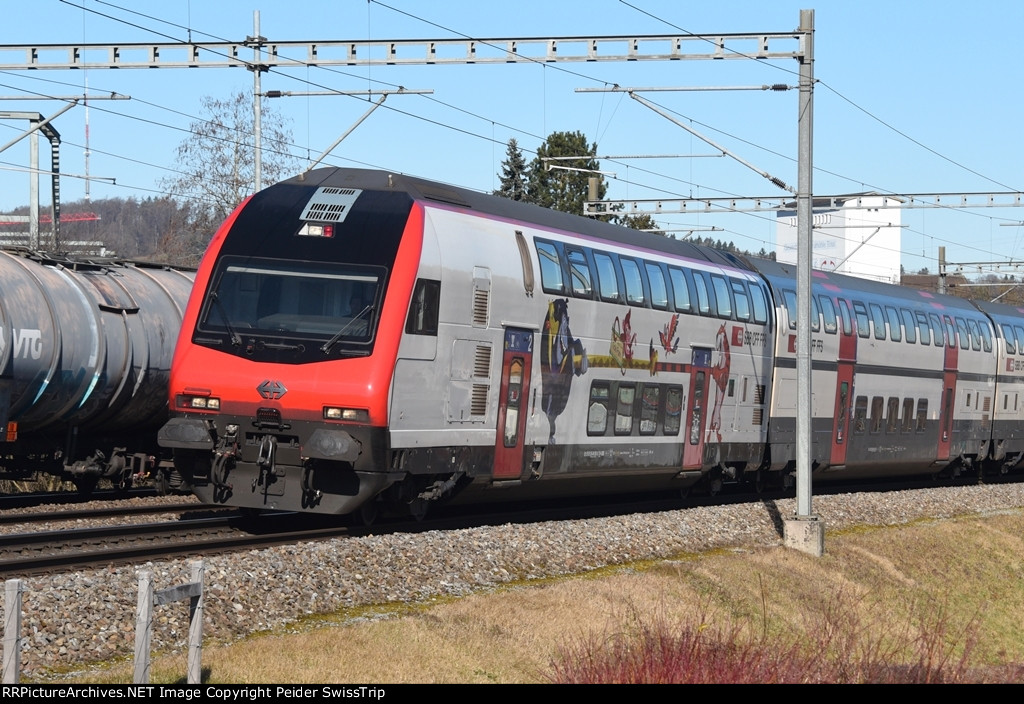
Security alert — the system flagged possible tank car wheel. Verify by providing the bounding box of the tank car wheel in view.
[345,501,379,527]
[753,469,767,494]
[74,476,99,496]
[408,497,429,522]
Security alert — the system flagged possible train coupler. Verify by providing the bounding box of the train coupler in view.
[211,428,239,502]
[253,434,277,491]
[300,461,323,504]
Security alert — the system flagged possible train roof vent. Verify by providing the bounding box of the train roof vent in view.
[299,187,362,223]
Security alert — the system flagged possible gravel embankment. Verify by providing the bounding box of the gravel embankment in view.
[4,482,1024,679]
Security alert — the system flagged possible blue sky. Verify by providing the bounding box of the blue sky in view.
[1,0,1022,276]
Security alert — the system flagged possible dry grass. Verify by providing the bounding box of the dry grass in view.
[46,509,1024,684]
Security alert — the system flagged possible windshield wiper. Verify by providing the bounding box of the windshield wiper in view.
[208,291,242,346]
[321,305,373,354]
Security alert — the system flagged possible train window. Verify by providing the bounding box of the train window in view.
[869,303,886,340]
[809,295,820,332]
[750,284,769,325]
[535,241,565,293]
[955,317,970,350]
[783,290,797,330]
[1003,324,1017,354]
[870,396,884,433]
[693,273,712,316]
[639,385,660,435]
[587,383,610,436]
[929,314,945,347]
[853,302,870,339]
[1014,326,1024,356]
[965,392,972,408]
[594,252,621,303]
[968,320,982,351]
[886,306,902,343]
[690,372,705,444]
[621,258,646,306]
[711,275,732,319]
[916,312,931,346]
[944,316,957,348]
[819,296,837,334]
[664,386,682,436]
[886,397,899,433]
[646,263,669,310]
[668,267,693,313]
[916,399,928,432]
[405,278,440,336]
[853,396,868,433]
[566,248,593,298]
[838,300,853,335]
[978,321,992,352]
[900,308,916,344]
[901,398,915,433]
[202,257,384,350]
[615,384,636,435]
[731,279,751,322]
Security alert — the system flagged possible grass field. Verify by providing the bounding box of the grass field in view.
[29,508,1024,684]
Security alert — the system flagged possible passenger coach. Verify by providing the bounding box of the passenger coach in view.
[158,167,1019,518]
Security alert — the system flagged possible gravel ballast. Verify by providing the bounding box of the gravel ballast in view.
[4,482,1024,679]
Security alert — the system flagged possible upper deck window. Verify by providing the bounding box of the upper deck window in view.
[668,267,692,313]
[731,279,751,322]
[711,275,732,319]
[621,258,646,306]
[535,241,564,293]
[820,296,838,334]
[646,263,669,310]
[594,252,620,302]
[566,248,593,298]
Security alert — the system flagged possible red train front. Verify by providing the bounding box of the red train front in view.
[159,169,424,516]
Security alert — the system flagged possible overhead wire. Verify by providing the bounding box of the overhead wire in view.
[9,1,1023,274]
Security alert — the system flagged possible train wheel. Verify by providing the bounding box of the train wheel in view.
[408,497,429,522]
[753,469,767,494]
[74,476,99,496]
[345,501,379,527]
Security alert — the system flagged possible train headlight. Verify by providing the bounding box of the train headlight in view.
[176,394,221,411]
[323,406,369,423]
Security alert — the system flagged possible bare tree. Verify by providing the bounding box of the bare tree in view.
[160,91,300,264]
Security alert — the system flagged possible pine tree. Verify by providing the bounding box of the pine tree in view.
[494,138,530,202]
[526,131,606,216]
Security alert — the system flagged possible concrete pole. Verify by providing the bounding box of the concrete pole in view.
[784,8,825,556]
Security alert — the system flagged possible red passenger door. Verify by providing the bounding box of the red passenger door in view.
[493,327,534,480]
[683,347,712,470]
[936,316,958,462]
[830,299,857,466]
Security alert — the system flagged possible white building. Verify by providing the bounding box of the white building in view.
[776,194,903,283]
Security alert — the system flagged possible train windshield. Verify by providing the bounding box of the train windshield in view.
[196,256,385,359]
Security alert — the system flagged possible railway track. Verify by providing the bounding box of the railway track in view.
[0,471,1013,579]
[0,511,354,578]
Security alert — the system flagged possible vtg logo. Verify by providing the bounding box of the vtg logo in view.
[257,379,287,399]
[0,327,43,360]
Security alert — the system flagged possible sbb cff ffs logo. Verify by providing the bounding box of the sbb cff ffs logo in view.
[257,380,287,399]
